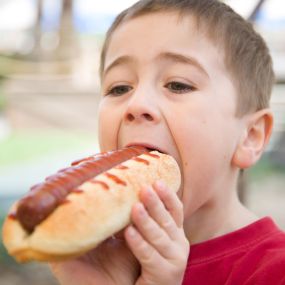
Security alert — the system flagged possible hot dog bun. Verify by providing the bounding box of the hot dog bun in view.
[2,151,181,262]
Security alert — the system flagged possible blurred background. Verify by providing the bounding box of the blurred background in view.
[0,0,284,284]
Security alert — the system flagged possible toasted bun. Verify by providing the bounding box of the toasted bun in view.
[2,151,181,262]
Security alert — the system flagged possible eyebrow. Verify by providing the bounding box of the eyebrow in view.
[157,52,209,78]
[103,52,209,78]
[103,56,134,78]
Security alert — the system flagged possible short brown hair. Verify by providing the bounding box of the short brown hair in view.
[99,0,275,116]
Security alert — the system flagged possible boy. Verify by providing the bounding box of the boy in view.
[50,0,285,284]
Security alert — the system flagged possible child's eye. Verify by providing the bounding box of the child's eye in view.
[164,81,195,94]
[106,85,133,96]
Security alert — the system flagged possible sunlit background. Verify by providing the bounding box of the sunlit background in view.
[0,1,284,284]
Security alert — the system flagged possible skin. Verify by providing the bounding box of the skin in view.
[50,11,273,285]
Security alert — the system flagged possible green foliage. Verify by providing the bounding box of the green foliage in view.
[0,92,6,112]
[0,78,7,112]
[248,155,285,180]
[0,131,97,167]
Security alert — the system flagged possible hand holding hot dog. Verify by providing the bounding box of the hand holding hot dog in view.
[126,181,189,285]
[50,181,189,285]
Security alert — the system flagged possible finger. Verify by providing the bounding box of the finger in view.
[125,225,167,268]
[139,185,181,241]
[153,180,184,228]
[131,202,177,258]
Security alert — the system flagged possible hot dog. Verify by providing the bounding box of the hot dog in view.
[2,146,181,263]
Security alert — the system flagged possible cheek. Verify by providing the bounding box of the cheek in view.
[176,118,235,214]
[98,101,119,151]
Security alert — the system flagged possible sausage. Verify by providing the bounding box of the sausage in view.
[16,146,148,233]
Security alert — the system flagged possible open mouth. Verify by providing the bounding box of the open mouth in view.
[146,147,165,154]
[126,143,167,154]
[146,148,160,153]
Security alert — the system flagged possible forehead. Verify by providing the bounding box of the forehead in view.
[104,12,226,76]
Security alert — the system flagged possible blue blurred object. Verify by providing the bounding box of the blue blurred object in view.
[41,0,62,32]
[255,7,285,29]
[73,12,115,34]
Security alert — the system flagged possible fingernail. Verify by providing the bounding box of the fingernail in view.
[146,186,154,196]
[137,203,146,216]
[155,180,166,189]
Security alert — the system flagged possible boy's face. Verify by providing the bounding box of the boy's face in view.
[99,12,243,217]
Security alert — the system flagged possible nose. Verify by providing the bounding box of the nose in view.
[124,89,161,124]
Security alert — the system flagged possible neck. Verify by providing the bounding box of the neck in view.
[184,191,258,245]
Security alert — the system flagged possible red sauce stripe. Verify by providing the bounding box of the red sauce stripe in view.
[71,189,84,194]
[105,172,127,186]
[89,180,110,190]
[133,157,150,165]
[115,165,129,170]
[144,152,160,159]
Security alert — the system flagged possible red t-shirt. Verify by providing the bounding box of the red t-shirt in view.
[183,217,285,284]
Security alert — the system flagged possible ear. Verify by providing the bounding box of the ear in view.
[232,109,273,169]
